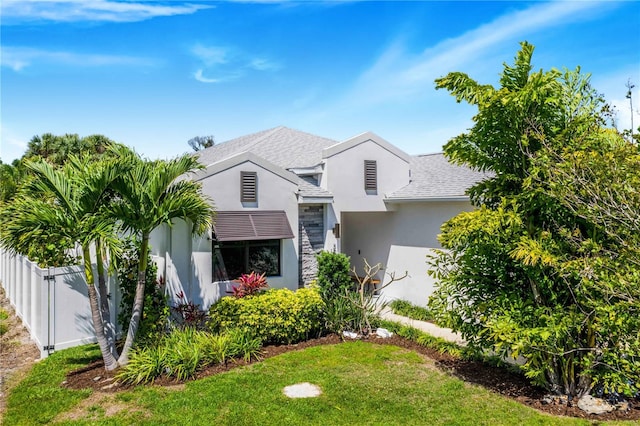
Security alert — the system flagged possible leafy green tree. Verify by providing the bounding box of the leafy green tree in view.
[0,155,123,369]
[1,133,114,207]
[187,135,215,152]
[24,133,113,165]
[107,145,214,365]
[429,42,640,398]
[0,159,23,204]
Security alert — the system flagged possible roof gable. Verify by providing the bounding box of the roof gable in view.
[193,151,299,185]
[197,126,338,170]
[322,131,411,163]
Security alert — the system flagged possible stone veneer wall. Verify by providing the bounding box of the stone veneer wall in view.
[298,204,324,287]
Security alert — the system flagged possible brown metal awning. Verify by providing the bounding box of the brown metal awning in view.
[213,211,294,241]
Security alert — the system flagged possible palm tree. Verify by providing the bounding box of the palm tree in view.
[108,146,214,365]
[0,155,123,369]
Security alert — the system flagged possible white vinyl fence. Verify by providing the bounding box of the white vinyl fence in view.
[0,247,120,358]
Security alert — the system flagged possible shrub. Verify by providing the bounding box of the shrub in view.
[316,251,352,301]
[117,327,262,384]
[232,271,268,298]
[322,293,362,334]
[208,287,324,344]
[117,237,169,342]
[171,291,208,330]
[116,345,166,385]
[226,328,263,361]
[390,299,434,323]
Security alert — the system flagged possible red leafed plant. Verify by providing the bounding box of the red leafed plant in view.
[232,271,268,298]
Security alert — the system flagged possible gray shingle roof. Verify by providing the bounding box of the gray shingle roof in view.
[197,126,338,170]
[196,126,485,202]
[298,176,333,199]
[386,153,488,200]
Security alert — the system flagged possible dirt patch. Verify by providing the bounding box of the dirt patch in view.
[0,287,42,417]
[54,391,149,422]
[64,334,640,422]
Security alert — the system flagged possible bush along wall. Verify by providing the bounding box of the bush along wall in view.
[208,287,324,345]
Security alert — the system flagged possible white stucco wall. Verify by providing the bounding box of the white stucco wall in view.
[150,159,300,310]
[323,140,410,213]
[342,200,474,307]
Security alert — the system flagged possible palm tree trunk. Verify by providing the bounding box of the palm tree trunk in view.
[83,245,119,370]
[95,240,119,361]
[118,233,149,366]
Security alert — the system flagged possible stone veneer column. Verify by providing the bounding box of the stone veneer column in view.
[298,204,325,287]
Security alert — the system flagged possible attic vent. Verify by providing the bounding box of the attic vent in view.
[364,160,377,192]
[241,171,257,202]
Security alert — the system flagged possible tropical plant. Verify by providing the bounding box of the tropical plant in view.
[171,291,208,330]
[116,328,262,384]
[0,154,124,369]
[23,133,112,166]
[429,41,640,397]
[117,236,169,342]
[107,145,214,365]
[0,159,24,204]
[232,271,268,298]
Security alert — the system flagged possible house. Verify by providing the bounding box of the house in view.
[148,126,486,309]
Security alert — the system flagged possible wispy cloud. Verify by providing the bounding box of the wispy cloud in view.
[190,43,280,84]
[1,0,212,24]
[0,125,28,163]
[342,1,610,107]
[1,46,155,71]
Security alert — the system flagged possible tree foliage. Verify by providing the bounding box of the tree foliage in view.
[24,133,112,165]
[0,154,124,369]
[187,135,215,152]
[1,133,115,207]
[0,142,214,370]
[107,144,214,365]
[429,42,640,398]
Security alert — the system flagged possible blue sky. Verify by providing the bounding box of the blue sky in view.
[1,1,639,163]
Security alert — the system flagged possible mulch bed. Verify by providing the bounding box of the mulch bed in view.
[64,334,640,421]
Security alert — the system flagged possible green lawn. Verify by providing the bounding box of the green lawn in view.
[3,341,628,426]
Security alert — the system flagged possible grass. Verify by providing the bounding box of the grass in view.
[389,299,435,323]
[0,307,9,336]
[4,344,99,425]
[4,341,619,426]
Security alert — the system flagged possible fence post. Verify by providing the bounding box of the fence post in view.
[16,255,23,319]
[30,261,39,337]
[11,254,17,305]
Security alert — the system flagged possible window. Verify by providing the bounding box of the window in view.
[241,171,257,202]
[213,239,281,281]
[364,160,377,192]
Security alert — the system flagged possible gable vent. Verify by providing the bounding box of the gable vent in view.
[364,160,377,192]
[241,171,257,202]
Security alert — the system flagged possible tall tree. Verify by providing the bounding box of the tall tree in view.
[24,133,114,165]
[187,135,215,151]
[429,42,639,397]
[108,145,214,365]
[0,155,123,369]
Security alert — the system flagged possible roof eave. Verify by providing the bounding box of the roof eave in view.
[298,196,334,204]
[384,195,470,203]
